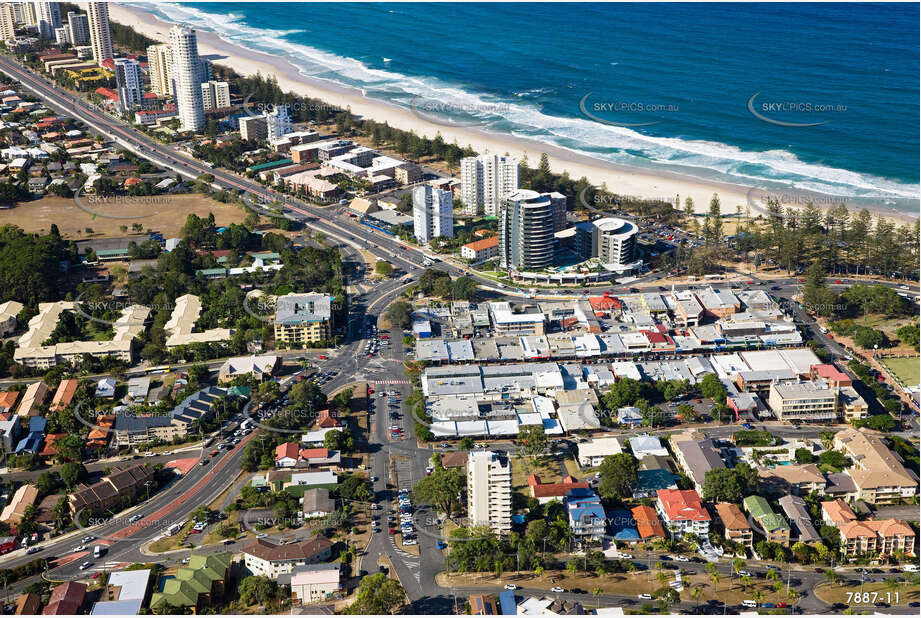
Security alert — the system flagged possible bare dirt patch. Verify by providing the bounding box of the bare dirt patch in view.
[0,193,247,239]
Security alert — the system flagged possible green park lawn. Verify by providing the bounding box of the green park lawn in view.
[881,356,920,387]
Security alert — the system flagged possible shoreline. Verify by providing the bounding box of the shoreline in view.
[107,4,917,225]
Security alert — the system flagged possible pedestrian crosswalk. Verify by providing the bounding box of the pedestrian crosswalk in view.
[372,379,410,384]
[389,539,421,583]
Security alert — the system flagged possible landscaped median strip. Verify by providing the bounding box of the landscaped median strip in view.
[108,432,258,540]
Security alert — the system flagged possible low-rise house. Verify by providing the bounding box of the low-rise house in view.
[42,581,87,615]
[628,434,668,458]
[217,354,280,383]
[289,563,341,604]
[743,495,791,547]
[714,502,753,549]
[777,495,821,544]
[616,406,643,425]
[469,594,499,615]
[49,379,79,412]
[0,484,39,525]
[14,593,41,615]
[289,470,338,488]
[0,390,20,414]
[656,489,710,537]
[16,381,50,417]
[90,568,151,615]
[95,377,116,398]
[526,475,589,505]
[302,488,335,518]
[631,504,665,541]
[243,536,333,578]
[839,519,916,557]
[577,436,624,468]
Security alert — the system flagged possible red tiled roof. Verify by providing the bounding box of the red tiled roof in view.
[463,236,499,252]
[589,296,622,312]
[94,87,118,101]
[39,433,66,458]
[275,442,299,461]
[316,409,341,428]
[298,448,329,460]
[527,474,589,499]
[632,505,665,539]
[657,489,710,522]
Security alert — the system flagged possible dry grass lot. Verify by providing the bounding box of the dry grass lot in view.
[815,580,918,607]
[438,569,800,606]
[0,194,247,239]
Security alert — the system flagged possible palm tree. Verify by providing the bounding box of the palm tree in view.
[566,561,578,576]
[656,571,669,587]
[884,577,901,593]
[753,590,764,604]
[766,568,779,582]
[592,587,603,608]
[739,575,752,591]
[534,566,545,578]
[824,569,840,586]
[690,587,703,610]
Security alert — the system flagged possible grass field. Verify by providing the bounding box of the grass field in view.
[882,357,920,387]
[815,580,919,607]
[0,194,247,239]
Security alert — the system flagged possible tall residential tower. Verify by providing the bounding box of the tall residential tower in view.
[467,450,512,536]
[412,185,453,244]
[168,25,205,132]
[86,2,113,64]
[460,153,519,216]
[498,189,562,271]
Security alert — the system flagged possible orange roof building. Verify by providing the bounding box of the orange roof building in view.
[821,499,857,527]
[839,519,915,557]
[39,433,66,458]
[0,390,20,413]
[460,236,499,262]
[50,379,79,412]
[714,502,753,547]
[316,409,341,428]
[631,504,665,540]
[527,474,590,503]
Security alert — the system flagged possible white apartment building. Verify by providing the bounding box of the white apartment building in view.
[201,80,230,110]
[412,184,453,244]
[461,153,519,215]
[467,450,512,536]
[66,11,89,46]
[169,25,205,132]
[265,106,292,142]
[53,25,68,45]
[114,57,143,112]
[0,4,16,41]
[36,1,61,40]
[146,43,173,96]
[767,380,838,422]
[498,189,556,271]
[86,2,113,64]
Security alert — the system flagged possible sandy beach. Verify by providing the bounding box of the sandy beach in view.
[107,4,916,225]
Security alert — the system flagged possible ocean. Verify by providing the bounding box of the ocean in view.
[135,2,919,215]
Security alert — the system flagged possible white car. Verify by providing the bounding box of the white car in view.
[73,545,86,552]
[675,555,690,562]
[737,570,752,577]
[638,594,653,600]
[79,561,92,570]
[504,584,518,590]
[551,587,565,593]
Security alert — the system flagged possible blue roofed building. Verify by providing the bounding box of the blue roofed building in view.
[171,386,227,426]
[28,416,47,434]
[610,507,640,542]
[14,432,43,454]
[498,590,517,615]
[564,487,606,542]
[634,468,679,498]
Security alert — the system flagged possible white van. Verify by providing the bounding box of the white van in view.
[741,600,758,608]
[902,563,919,572]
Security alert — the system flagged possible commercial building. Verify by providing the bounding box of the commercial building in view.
[412,184,453,244]
[113,57,142,111]
[656,489,710,537]
[200,80,230,110]
[833,428,918,504]
[461,236,499,263]
[242,536,333,578]
[467,450,512,536]
[767,380,838,422]
[498,189,556,271]
[86,2,113,64]
[714,502,753,549]
[168,25,205,132]
[460,153,519,215]
[290,563,342,604]
[743,495,791,547]
[273,293,333,345]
